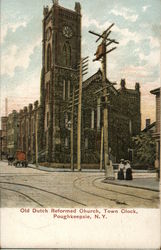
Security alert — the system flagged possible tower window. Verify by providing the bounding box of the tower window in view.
[47,112,49,128]
[91,109,95,129]
[47,44,51,71]
[85,138,88,149]
[65,137,69,148]
[63,79,70,100]
[63,42,71,66]
[68,80,71,99]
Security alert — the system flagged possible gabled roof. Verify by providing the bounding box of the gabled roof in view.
[150,87,160,95]
[83,69,118,95]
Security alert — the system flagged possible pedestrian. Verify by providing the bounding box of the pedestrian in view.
[125,160,133,180]
[117,159,125,180]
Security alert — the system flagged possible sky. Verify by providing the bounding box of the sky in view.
[0,0,161,129]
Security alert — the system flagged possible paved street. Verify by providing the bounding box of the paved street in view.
[0,161,159,208]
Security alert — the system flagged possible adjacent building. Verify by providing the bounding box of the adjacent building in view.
[1,116,8,159]
[150,87,160,170]
[7,110,19,156]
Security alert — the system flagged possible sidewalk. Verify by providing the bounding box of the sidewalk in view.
[28,163,160,192]
[103,178,160,192]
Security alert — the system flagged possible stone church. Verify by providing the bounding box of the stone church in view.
[6,1,141,167]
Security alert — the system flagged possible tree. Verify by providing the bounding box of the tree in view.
[132,131,156,166]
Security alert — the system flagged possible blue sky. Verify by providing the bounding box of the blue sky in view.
[0,0,161,128]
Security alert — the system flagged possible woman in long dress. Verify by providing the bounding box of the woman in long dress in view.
[125,160,133,180]
[118,159,125,180]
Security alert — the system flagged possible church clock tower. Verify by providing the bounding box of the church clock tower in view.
[40,0,81,162]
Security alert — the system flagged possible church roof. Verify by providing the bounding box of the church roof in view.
[83,69,118,95]
[150,87,160,95]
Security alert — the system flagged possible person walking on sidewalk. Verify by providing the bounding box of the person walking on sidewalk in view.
[117,159,125,180]
[125,160,133,180]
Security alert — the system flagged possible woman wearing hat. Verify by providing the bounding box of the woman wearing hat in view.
[125,160,133,180]
[117,159,125,180]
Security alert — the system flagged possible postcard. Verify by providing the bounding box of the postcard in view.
[0,0,160,248]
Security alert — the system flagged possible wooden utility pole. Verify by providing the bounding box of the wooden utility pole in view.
[71,83,75,171]
[89,24,118,179]
[77,57,88,171]
[35,112,38,167]
[100,127,104,170]
[77,60,82,171]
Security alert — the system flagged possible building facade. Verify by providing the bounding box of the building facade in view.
[18,101,39,163]
[1,116,8,159]
[150,87,160,169]
[7,110,19,156]
[81,71,141,164]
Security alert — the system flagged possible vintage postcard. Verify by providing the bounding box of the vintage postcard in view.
[0,0,160,248]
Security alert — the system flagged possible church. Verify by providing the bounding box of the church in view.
[7,1,141,168]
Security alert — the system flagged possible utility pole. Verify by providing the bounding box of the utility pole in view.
[89,24,118,179]
[77,57,88,171]
[35,111,38,167]
[63,58,88,171]
[5,98,8,117]
[70,84,75,171]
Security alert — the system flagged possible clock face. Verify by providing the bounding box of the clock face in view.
[63,26,73,38]
[46,27,52,41]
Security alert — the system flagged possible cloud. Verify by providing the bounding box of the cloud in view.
[113,26,142,46]
[110,7,138,22]
[82,13,111,30]
[1,20,28,44]
[139,50,160,67]
[142,5,150,12]
[82,14,141,47]
[148,36,160,49]
[1,37,41,77]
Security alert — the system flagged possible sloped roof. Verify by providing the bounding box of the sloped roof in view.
[142,122,156,133]
[82,69,118,95]
[150,87,160,95]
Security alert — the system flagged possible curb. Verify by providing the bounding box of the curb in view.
[102,179,159,192]
[28,164,105,173]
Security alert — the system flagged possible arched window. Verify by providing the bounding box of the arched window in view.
[47,44,51,71]
[63,42,71,66]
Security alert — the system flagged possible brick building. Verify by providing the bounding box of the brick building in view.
[18,101,39,163]
[81,71,141,164]
[6,110,19,156]
[1,116,8,159]
[150,87,160,169]
[0,129,2,160]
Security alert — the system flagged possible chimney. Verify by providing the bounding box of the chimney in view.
[120,79,126,89]
[135,82,140,92]
[146,118,150,128]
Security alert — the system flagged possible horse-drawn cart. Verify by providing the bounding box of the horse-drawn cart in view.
[13,151,28,167]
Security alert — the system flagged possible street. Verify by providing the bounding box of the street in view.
[0,161,159,208]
